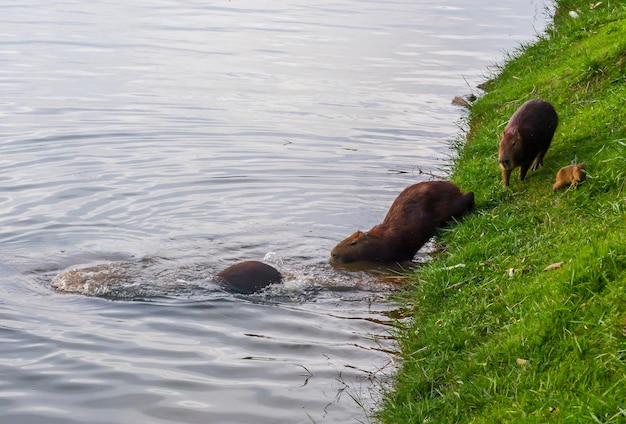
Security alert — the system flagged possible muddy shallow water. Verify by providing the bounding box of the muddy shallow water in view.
[0,1,550,422]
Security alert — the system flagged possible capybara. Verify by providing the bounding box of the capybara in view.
[498,99,558,186]
[553,163,586,191]
[330,181,475,265]
[213,260,282,294]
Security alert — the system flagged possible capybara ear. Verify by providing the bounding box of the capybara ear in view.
[350,231,368,245]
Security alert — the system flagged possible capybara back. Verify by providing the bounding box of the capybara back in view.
[553,163,586,191]
[214,260,282,293]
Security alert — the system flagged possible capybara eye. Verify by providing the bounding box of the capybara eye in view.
[349,241,358,246]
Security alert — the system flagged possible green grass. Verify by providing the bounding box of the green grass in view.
[378,1,626,423]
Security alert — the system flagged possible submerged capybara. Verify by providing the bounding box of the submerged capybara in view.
[553,163,586,191]
[330,181,475,265]
[213,260,282,294]
[498,99,558,186]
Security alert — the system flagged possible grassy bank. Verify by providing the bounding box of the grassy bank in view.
[379,1,626,422]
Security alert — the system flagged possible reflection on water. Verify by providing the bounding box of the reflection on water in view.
[0,0,550,422]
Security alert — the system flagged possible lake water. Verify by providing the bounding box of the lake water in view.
[0,1,550,423]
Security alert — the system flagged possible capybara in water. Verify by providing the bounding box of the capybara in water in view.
[553,163,586,191]
[498,99,558,186]
[330,181,475,265]
[213,260,282,294]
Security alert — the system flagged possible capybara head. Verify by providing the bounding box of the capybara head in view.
[330,230,383,264]
[553,163,586,192]
[498,129,523,171]
[214,260,282,294]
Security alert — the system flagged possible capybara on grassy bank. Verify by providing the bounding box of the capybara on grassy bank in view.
[553,163,586,191]
[213,260,282,294]
[330,181,475,265]
[498,99,558,186]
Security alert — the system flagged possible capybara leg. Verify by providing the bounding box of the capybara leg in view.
[531,150,546,171]
[502,168,512,187]
[519,165,530,182]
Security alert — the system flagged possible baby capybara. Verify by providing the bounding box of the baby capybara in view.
[553,163,586,191]
[213,260,282,294]
[330,181,475,265]
[498,99,558,186]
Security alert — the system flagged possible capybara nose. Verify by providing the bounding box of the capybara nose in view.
[499,158,511,168]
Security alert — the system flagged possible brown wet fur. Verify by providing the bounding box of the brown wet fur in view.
[214,260,282,294]
[553,163,586,191]
[330,181,475,265]
[498,99,558,186]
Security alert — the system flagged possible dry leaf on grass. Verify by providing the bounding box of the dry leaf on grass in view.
[543,262,563,271]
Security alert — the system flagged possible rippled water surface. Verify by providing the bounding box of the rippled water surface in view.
[0,1,550,422]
